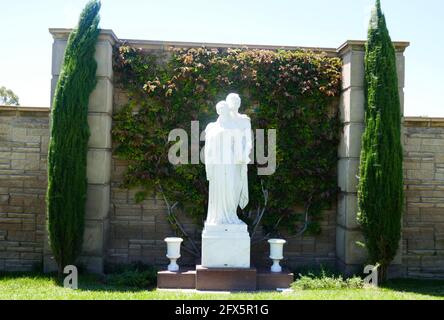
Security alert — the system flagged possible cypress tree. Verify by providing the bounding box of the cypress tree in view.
[47,0,101,273]
[357,0,404,281]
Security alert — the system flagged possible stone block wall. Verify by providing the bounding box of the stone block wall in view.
[108,163,199,267]
[108,91,199,267]
[109,44,338,270]
[111,92,337,270]
[0,106,49,271]
[250,208,337,269]
[1,28,443,278]
[1,107,442,277]
[403,118,444,278]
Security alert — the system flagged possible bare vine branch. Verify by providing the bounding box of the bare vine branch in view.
[250,180,269,239]
[158,184,200,257]
[252,193,313,244]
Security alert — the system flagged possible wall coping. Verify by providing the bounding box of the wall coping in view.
[49,28,409,56]
[0,105,50,116]
[49,28,118,45]
[404,117,444,127]
[337,40,410,55]
[3,108,439,125]
[120,38,339,54]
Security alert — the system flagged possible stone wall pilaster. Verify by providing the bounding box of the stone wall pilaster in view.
[44,29,116,273]
[336,41,409,275]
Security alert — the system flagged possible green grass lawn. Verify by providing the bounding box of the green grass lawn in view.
[1,273,444,300]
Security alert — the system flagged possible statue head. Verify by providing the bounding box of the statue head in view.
[226,93,241,112]
[216,101,230,117]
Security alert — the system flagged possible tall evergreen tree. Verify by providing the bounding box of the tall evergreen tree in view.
[357,0,404,281]
[47,0,101,273]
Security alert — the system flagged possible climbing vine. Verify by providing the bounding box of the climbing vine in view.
[112,45,342,245]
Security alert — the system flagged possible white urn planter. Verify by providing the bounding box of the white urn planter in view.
[268,239,286,273]
[165,237,183,272]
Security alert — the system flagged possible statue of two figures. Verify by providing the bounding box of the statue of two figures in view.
[202,93,253,268]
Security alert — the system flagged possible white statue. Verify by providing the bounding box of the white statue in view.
[204,94,252,225]
[226,93,252,209]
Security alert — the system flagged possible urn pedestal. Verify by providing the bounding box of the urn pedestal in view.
[165,237,183,272]
[268,239,286,273]
[201,223,250,268]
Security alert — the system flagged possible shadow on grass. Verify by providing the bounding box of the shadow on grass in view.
[381,278,444,298]
[75,274,157,294]
[0,271,157,294]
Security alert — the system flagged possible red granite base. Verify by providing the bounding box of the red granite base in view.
[157,266,294,291]
[257,269,294,290]
[157,269,196,289]
[196,265,257,291]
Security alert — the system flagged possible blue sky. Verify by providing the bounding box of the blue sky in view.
[0,0,443,116]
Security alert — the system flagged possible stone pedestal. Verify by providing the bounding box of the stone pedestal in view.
[196,265,257,291]
[157,269,196,289]
[157,223,293,291]
[157,266,294,291]
[256,269,294,290]
[201,223,250,268]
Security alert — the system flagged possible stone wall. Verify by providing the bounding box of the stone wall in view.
[0,106,49,271]
[106,38,345,271]
[403,118,444,278]
[1,28,443,278]
[109,88,337,270]
[5,111,443,277]
[108,158,198,268]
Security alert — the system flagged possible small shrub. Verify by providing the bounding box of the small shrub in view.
[346,276,365,289]
[292,265,339,278]
[292,269,364,290]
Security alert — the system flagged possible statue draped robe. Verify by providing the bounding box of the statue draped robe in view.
[204,121,250,225]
